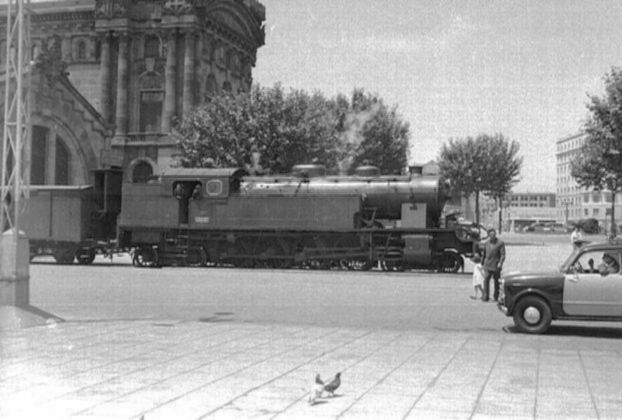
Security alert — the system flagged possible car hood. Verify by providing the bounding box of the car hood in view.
[502,271,564,284]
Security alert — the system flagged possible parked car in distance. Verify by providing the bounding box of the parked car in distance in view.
[498,239,622,333]
[574,218,601,234]
[523,222,566,233]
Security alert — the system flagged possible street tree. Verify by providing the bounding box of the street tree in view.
[174,84,342,173]
[479,134,522,231]
[334,89,410,174]
[439,137,488,224]
[173,92,256,169]
[571,67,622,237]
[173,85,409,175]
[439,134,522,226]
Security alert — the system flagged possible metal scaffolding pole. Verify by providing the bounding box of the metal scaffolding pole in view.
[1,0,31,307]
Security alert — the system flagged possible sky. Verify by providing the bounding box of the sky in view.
[253,0,622,192]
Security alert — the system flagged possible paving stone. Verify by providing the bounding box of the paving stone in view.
[405,408,472,419]
[415,395,477,413]
[600,410,622,420]
[475,396,535,417]
[3,320,622,419]
[339,391,417,419]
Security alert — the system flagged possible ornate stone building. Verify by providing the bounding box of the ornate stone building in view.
[1,0,265,184]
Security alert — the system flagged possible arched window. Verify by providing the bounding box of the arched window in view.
[55,136,70,185]
[132,161,153,183]
[76,39,87,60]
[31,125,48,184]
[144,35,160,58]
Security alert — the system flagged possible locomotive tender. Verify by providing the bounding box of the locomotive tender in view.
[24,165,480,271]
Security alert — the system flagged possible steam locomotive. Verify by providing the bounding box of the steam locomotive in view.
[23,165,481,271]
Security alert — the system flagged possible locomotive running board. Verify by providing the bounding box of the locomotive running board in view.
[295,247,371,262]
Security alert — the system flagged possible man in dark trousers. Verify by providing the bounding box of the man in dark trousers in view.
[480,228,505,302]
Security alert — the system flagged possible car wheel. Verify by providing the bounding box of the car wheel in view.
[513,296,552,334]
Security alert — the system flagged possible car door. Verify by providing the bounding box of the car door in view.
[563,250,622,316]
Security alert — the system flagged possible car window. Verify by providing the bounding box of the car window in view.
[560,248,581,272]
[572,250,621,275]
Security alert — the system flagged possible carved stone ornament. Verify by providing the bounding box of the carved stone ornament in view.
[154,61,165,74]
[135,60,147,75]
[34,36,69,86]
[139,72,164,90]
[94,0,128,19]
[163,0,195,15]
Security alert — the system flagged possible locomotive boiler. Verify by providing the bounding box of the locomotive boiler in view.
[117,165,479,271]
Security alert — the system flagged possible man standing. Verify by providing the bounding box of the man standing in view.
[480,228,505,302]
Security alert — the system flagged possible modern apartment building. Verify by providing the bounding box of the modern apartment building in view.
[504,192,556,231]
[556,133,585,224]
[556,132,622,230]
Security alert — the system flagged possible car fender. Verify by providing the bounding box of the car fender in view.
[506,288,554,316]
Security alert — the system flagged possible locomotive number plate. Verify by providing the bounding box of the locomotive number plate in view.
[194,216,210,224]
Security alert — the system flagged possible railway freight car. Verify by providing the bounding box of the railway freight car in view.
[23,168,124,264]
[117,165,480,271]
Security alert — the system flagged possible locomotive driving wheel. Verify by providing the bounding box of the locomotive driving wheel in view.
[269,238,294,269]
[381,258,404,272]
[235,237,267,268]
[334,235,372,271]
[340,259,373,271]
[75,248,96,265]
[187,246,207,267]
[133,246,159,267]
[437,251,463,273]
[54,248,76,264]
[301,236,331,270]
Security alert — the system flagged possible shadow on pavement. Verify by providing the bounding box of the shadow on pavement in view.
[30,261,131,267]
[504,324,622,339]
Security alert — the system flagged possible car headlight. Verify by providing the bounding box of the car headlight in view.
[498,278,505,301]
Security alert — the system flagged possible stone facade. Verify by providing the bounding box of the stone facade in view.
[1,0,265,184]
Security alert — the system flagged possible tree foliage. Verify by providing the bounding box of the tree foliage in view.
[173,85,409,174]
[439,134,522,225]
[334,89,410,174]
[571,67,622,236]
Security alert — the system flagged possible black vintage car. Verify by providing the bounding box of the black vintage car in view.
[498,240,622,333]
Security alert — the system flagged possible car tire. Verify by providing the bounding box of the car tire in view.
[513,295,552,334]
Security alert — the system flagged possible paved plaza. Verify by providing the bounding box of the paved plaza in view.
[2,317,622,419]
[2,234,622,419]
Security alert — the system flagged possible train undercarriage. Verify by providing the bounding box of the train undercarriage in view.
[127,228,470,273]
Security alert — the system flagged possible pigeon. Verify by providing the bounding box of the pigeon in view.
[323,372,341,397]
[308,373,324,405]
[315,373,324,385]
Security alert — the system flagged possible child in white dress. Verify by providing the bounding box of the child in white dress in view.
[471,256,485,300]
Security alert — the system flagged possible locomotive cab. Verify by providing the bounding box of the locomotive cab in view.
[160,168,248,226]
